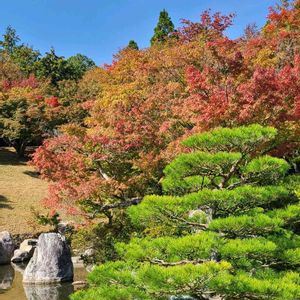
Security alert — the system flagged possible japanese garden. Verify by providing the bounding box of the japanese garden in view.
[0,1,300,300]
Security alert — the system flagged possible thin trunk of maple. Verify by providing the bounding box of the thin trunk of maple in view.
[13,140,27,158]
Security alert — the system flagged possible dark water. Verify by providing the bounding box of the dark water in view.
[0,264,87,300]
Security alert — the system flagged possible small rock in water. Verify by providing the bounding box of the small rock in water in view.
[72,280,88,291]
[23,232,73,284]
[0,231,15,265]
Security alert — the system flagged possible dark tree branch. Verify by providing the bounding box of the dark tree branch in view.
[88,197,143,219]
[149,258,210,266]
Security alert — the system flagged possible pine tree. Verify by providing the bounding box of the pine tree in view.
[72,125,300,300]
[150,9,175,45]
[127,40,139,50]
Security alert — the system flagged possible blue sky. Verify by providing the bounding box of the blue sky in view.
[0,0,278,65]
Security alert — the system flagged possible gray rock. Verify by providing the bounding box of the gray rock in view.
[57,221,73,235]
[23,233,73,284]
[11,249,32,263]
[0,264,14,290]
[83,248,96,257]
[11,238,38,263]
[72,256,84,267]
[23,283,74,300]
[188,207,213,224]
[72,280,88,291]
[20,239,37,255]
[0,231,14,264]
[85,264,95,273]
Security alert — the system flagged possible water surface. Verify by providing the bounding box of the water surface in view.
[0,264,87,300]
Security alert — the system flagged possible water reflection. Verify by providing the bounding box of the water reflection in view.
[0,265,14,291]
[0,265,87,300]
[12,262,27,274]
[23,283,74,300]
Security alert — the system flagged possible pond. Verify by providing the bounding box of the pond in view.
[0,264,87,300]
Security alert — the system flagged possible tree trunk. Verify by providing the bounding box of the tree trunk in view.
[13,140,27,158]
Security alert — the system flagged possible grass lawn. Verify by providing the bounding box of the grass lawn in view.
[0,147,49,234]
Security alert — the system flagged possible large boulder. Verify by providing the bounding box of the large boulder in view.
[0,231,14,264]
[23,233,73,284]
[11,238,37,263]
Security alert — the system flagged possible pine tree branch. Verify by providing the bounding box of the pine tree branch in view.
[149,258,210,266]
[158,207,209,230]
[97,197,143,212]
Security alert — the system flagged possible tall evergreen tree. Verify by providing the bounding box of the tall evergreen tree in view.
[72,125,300,300]
[0,26,20,54]
[150,9,174,45]
[127,40,139,50]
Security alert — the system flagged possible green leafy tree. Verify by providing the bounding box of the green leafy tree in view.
[0,76,51,157]
[0,96,44,157]
[66,53,96,80]
[0,26,20,54]
[11,45,40,76]
[127,40,139,50]
[35,48,72,85]
[35,49,95,85]
[151,9,175,45]
[0,26,40,76]
[72,125,300,300]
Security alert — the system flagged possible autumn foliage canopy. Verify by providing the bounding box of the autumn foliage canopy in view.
[31,1,300,222]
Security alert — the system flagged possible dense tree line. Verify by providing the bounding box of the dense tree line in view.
[32,1,300,221]
[0,26,96,156]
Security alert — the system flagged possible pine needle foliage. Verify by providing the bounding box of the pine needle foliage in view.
[151,9,175,45]
[72,125,300,300]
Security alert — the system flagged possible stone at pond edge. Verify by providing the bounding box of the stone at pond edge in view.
[0,231,15,265]
[72,256,84,267]
[23,232,73,284]
[11,249,32,263]
[72,280,88,291]
[20,238,37,255]
[11,238,38,263]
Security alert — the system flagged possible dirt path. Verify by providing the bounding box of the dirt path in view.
[0,147,49,234]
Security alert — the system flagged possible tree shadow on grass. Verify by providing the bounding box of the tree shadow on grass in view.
[0,195,12,209]
[0,147,27,166]
[23,170,41,178]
